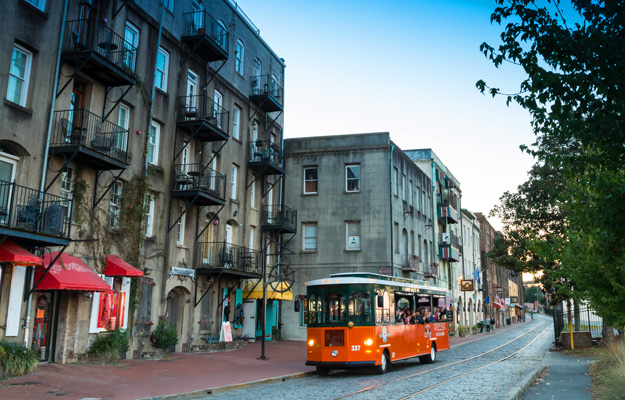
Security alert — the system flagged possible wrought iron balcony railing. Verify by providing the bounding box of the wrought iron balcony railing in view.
[250,74,283,103]
[197,241,262,275]
[173,163,226,198]
[178,94,230,134]
[62,19,138,76]
[248,140,283,168]
[51,109,130,163]
[182,10,229,52]
[0,180,72,239]
[261,205,297,231]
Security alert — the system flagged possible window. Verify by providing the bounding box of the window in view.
[230,165,238,199]
[409,180,413,206]
[303,223,317,251]
[164,0,174,12]
[216,20,227,49]
[59,168,73,219]
[7,45,32,107]
[346,221,361,250]
[147,121,160,165]
[325,292,346,324]
[24,0,46,11]
[155,47,169,92]
[393,168,398,197]
[176,205,185,245]
[248,227,254,251]
[402,174,407,201]
[345,164,360,192]
[235,40,244,75]
[213,89,223,128]
[376,290,390,324]
[209,154,217,191]
[144,194,155,237]
[250,176,256,208]
[232,106,241,140]
[117,105,130,152]
[124,23,139,71]
[304,167,317,194]
[109,182,122,228]
[348,292,372,324]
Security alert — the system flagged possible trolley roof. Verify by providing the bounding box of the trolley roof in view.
[306,272,447,294]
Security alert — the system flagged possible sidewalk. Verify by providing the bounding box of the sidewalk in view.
[0,320,532,400]
[521,351,594,400]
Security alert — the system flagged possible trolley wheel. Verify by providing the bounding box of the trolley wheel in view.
[419,343,437,364]
[375,350,389,374]
[316,366,330,376]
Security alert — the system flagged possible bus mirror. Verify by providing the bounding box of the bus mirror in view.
[377,296,383,308]
[294,299,300,313]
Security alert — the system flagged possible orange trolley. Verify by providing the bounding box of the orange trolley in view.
[305,272,450,375]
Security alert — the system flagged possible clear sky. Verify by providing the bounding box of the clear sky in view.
[234,0,537,230]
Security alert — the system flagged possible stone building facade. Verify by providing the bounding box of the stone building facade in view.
[0,0,289,363]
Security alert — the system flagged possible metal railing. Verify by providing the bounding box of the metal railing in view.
[261,205,296,231]
[250,74,283,104]
[248,140,283,168]
[0,180,72,239]
[173,163,226,198]
[182,10,229,51]
[553,307,604,346]
[178,95,230,134]
[423,263,439,277]
[62,19,137,76]
[439,233,462,249]
[402,255,420,271]
[197,241,262,275]
[51,109,130,163]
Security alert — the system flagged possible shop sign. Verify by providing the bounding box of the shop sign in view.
[461,280,474,291]
[510,296,518,303]
[170,267,195,280]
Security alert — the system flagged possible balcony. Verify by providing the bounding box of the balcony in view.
[61,19,137,86]
[182,11,229,62]
[171,163,226,207]
[424,263,438,278]
[50,109,130,170]
[196,242,262,278]
[248,141,284,176]
[249,74,283,113]
[261,205,297,234]
[0,180,71,246]
[439,245,461,262]
[401,255,420,272]
[437,196,459,224]
[176,95,230,142]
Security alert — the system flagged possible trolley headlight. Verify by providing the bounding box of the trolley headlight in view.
[364,338,373,346]
[308,339,314,347]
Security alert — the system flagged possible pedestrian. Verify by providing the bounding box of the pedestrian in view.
[531,312,534,321]
[485,315,491,333]
[223,294,230,322]
[490,315,496,334]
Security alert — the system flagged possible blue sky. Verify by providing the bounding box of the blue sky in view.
[234,0,537,229]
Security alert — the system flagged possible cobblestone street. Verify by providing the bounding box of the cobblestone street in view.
[198,316,552,400]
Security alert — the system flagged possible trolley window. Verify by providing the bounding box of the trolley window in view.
[395,292,414,323]
[307,294,323,325]
[325,292,346,323]
[348,291,372,324]
[375,290,390,324]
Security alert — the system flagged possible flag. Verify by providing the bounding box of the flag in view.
[485,295,490,304]
[472,268,481,285]
[473,292,477,303]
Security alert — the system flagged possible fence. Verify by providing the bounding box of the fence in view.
[553,307,603,346]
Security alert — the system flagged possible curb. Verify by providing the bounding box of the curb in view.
[506,359,547,400]
[137,371,317,400]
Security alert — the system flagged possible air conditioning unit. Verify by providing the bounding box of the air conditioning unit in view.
[442,232,450,244]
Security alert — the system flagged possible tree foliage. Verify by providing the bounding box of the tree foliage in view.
[479,0,625,326]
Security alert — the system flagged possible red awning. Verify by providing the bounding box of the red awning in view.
[0,240,43,267]
[35,252,111,292]
[104,254,144,277]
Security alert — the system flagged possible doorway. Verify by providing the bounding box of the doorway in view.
[32,292,58,362]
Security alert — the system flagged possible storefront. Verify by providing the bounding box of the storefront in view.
[243,280,292,341]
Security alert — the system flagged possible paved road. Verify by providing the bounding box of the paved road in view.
[198,316,553,400]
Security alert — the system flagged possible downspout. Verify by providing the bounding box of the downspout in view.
[430,161,437,285]
[389,143,395,277]
[28,0,70,348]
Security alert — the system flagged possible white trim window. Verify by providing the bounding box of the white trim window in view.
[235,40,244,75]
[147,121,160,166]
[176,205,185,245]
[345,164,360,192]
[304,167,317,194]
[124,23,140,71]
[250,175,256,208]
[109,182,123,229]
[24,0,46,11]
[232,106,241,140]
[117,105,130,152]
[155,47,169,92]
[143,193,155,237]
[346,221,361,251]
[230,165,238,199]
[393,167,398,197]
[59,168,74,219]
[303,223,317,251]
[402,174,407,202]
[7,45,32,107]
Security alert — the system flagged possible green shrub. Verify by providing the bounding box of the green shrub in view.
[87,329,129,361]
[457,324,469,337]
[0,341,38,377]
[152,320,178,351]
[591,341,625,400]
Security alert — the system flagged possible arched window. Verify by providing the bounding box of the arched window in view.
[216,20,227,49]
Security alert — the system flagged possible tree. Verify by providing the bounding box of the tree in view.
[478,0,625,327]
